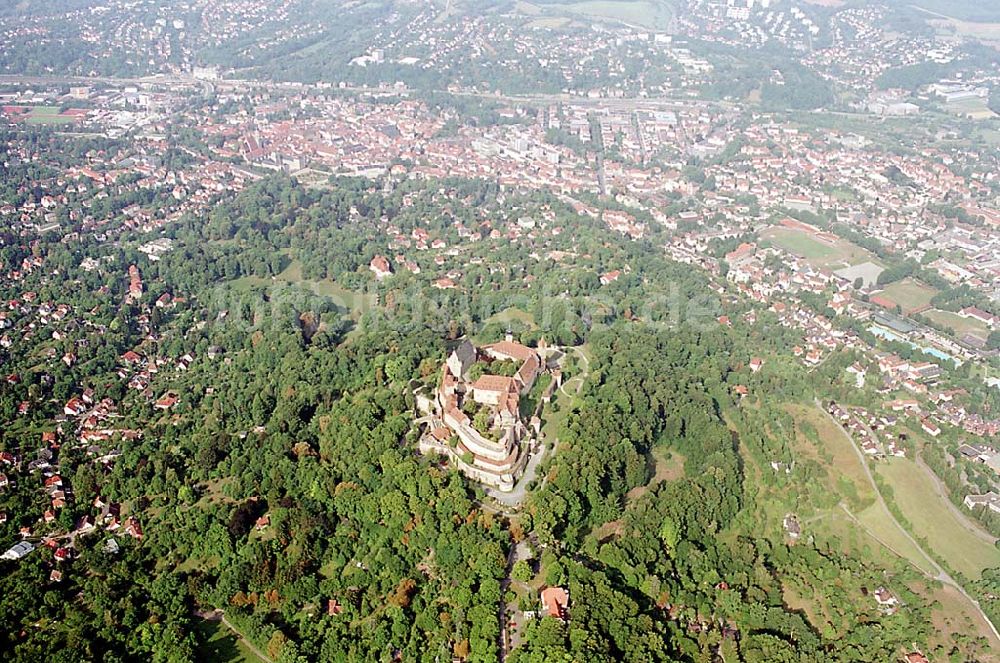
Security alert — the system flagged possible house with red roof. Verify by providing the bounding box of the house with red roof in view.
[123,517,143,540]
[960,306,997,328]
[540,586,569,620]
[127,265,143,299]
[369,255,392,281]
[600,269,621,285]
[121,350,143,364]
[154,393,178,410]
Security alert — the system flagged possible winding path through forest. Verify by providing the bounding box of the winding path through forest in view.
[558,346,590,397]
[195,609,272,663]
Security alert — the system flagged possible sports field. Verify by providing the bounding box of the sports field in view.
[923,308,990,338]
[761,226,873,268]
[873,278,938,315]
[535,0,675,29]
[2,105,82,124]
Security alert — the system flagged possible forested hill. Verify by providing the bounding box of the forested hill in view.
[0,174,991,662]
[516,326,945,661]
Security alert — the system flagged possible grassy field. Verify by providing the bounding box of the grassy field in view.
[484,306,537,329]
[231,259,375,319]
[626,445,685,503]
[945,97,999,120]
[534,0,675,29]
[903,0,1000,22]
[2,105,81,125]
[514,0,544,14]
[195,477,238,508]
[922,579,1000,653]
[873,278,938,315]
[780,583,826,630]
[525,16,574,28]
[277,260,374,313]
[784,403,875,507]
[852,501,939,576]
[924,308,990,338]
[983,128,1000,147]
[826,505,937,574]
[924,17,1000,49]
[760,227,872,268]
[876,458,1000,579]
[746,403,999,649]
[783,403,941,576]
[194,619,265,663]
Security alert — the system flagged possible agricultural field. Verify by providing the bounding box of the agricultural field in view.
[873,277,938,315]
[781,404,945,576]
[923,308,991,338]
[760,226,874,269]
[983,127,1000,147]
[915,3,1000,48]
[525,16,574,28]
[876,458,1000,580]
[902,0,1000,22]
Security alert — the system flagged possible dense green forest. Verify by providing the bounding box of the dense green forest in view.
[0,172,990,662]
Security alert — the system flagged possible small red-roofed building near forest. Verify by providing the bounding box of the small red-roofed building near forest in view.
[541,587,570,620]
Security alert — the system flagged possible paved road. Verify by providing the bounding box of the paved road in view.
[486,439,551,508]
[816,399,1000,646]
[0,74,723,111]
[497,542,518,662]
[817,398,948,580]
[914,453,997,547]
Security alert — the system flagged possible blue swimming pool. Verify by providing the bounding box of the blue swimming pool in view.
[867,325,958,365]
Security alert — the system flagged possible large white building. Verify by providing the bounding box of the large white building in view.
[1,541,35,561]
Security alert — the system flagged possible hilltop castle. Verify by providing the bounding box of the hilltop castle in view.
[417,336,549,491]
